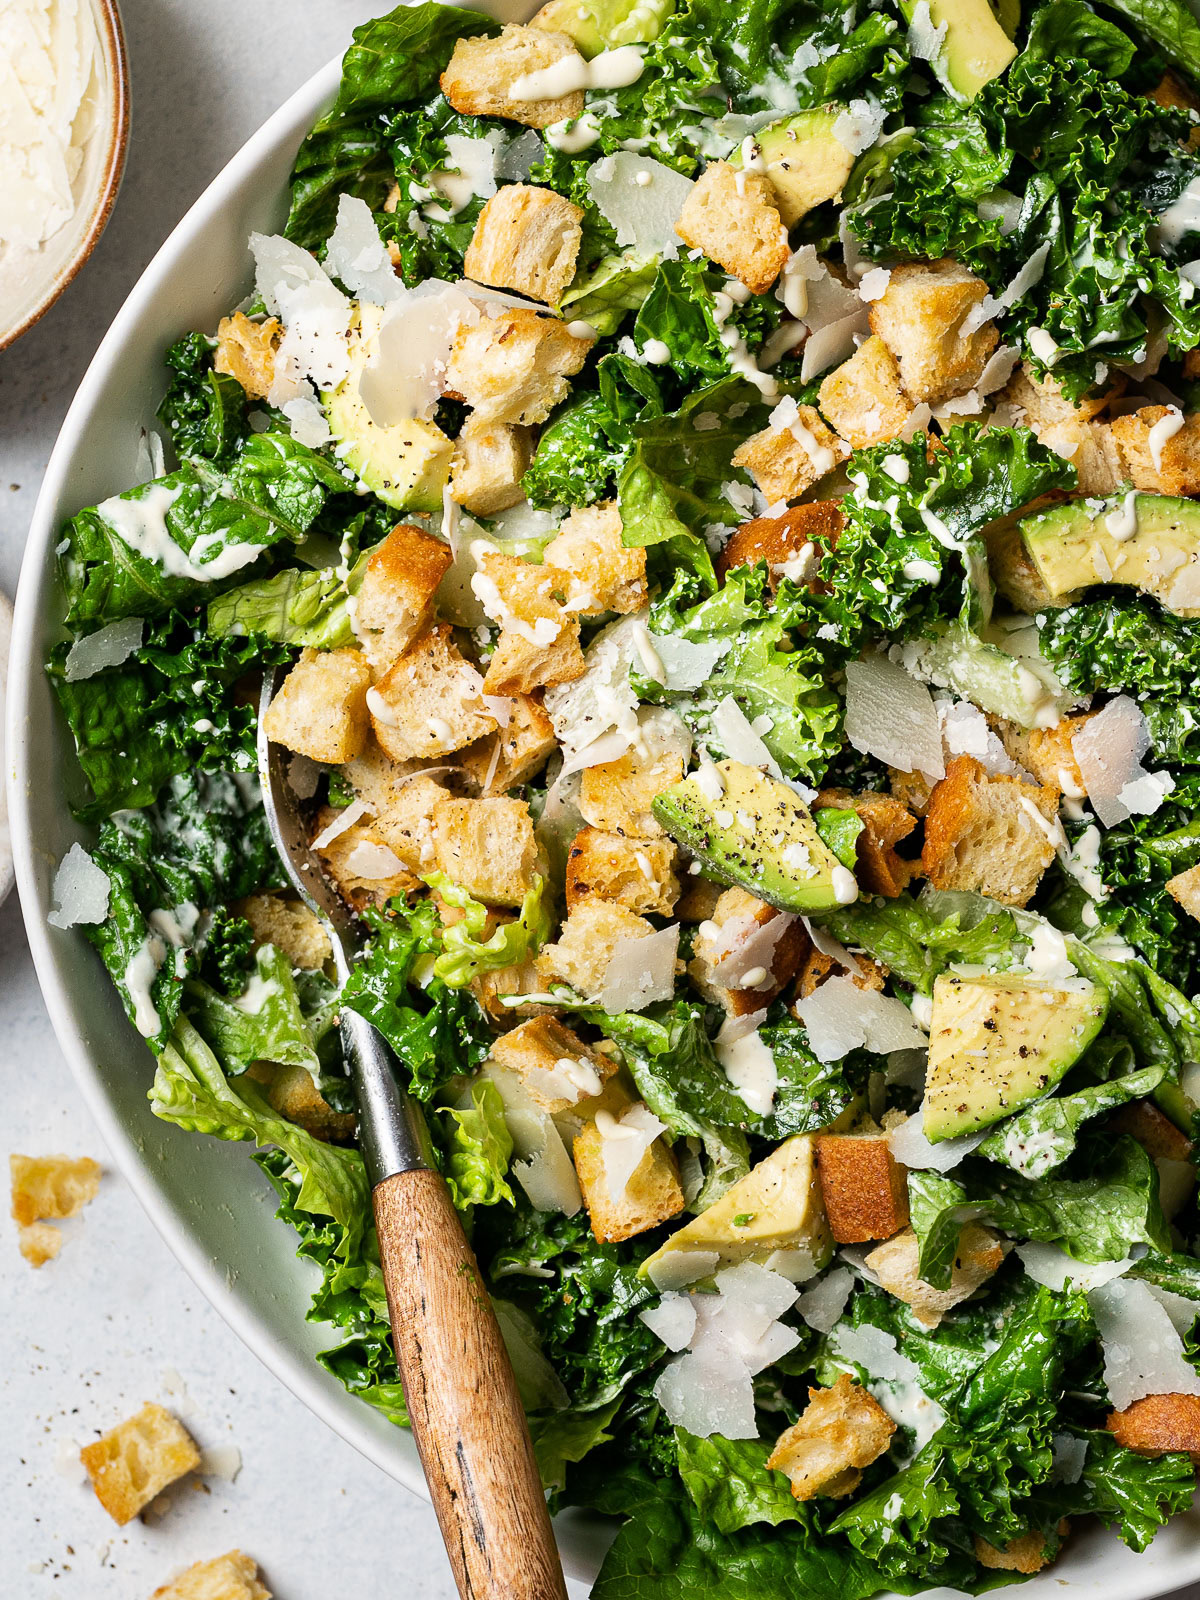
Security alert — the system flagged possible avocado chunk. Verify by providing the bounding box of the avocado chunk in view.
[902,616,1074,731]
[735,111,856,228]
[924,971,1108,1141]
[1019,494,1200,618]
[323,305,453,513]
[529,0,674,56]
[652,759,858,914]
[899,0,1017,100]
[640,1135,833,1281]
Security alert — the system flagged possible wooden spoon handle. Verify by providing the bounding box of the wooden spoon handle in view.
[373,1167,568,1600]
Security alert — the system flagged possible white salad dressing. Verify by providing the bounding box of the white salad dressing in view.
[508,45,645,102]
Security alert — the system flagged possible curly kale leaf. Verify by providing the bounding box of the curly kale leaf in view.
[157,333,248,465]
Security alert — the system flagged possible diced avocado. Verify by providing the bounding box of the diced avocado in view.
[651,759,857,915]
[734,111,856,228]
[1019,494,1200,619]
[992,0,1020,39]
[529,0,674,57]
[924,972,1108,1141]
[898,0,1017,100]
[902,616,1075,731]
[323,305,453,513]
[640,1135,833,1280]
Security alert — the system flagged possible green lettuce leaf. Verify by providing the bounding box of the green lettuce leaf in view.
[674,1429,806,1533]
[424,872,551,988]
[157,332,248,465]
[976,1062,1166,1178]
[438,1078,514,1211]
[186,943,322,1080]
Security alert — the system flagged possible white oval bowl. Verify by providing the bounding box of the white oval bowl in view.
[9,15,1200,1596]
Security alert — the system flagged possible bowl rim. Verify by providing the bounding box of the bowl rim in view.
[0,0,132,354]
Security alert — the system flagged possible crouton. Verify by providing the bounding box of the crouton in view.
[974,1533,1058,1575]
[18,1221,62,1266]
[490,1015,615,1112]
[731,406,849,503]
[10,1152,100,1227]
[766,1374,896,1500]
[536,899,657,997]
[542,502,648,615]
[1186,350,1200,381]
[214,312,279,401]
[458,692,558,795]
[674,873,725,924]
[577,716,690,838]
[80,1403,201,1525]
[675,161,791,295]
[449,419,533,516]
[368,625,497,761]
[353,524,453,673]
[868,259,1000,404]
[992,713,1093,798]
[716,500,843,586]
[565,827,680,916]
[795,943,886,1000]
[814,1134,909,1243]
[1002,362,1122,429]
[818,336,912,449]
[433,795,540,906]
[440,23,586,129]
[345,760,448,879]
[261,647,372,764]
[1148,70,1200,147]
[921,754,1059,908]
[1111,407,1200,496]
[888,766,935,818]
[1167,863,1200,923]
[1107,1392,1200,1463]
[247,1062,356,1143]
[574,1106,685,1243]
[151,1550,271,1600]
[865,1224,1005,1328]
[447,307,591,426]
[235,893,331,971]
[1110,1098,1194,1161]
[813,788,918,899]
[471,959,552,1024]
[690,885,807,1016]
[464,183,584,304]
[1037,418,1123,496]
[474,551,586,695]
[313,808,419,908]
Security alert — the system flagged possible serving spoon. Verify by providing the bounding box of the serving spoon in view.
[257,670,567,1600]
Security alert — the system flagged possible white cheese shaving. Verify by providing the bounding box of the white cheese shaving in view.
[1072,695,1174,827]
[340,840,407,881]
[796,976,927,1062]
[832,98,886,156]
[544,614,643,770]
[639,1294,698,1351]
[63,617,144,681]
[1089,1278,1200,1410]
[1018,1242,1134,1292]
[796,1266,855,1334]
[858,266,892,302]
[47,842,110,928]
[597,925,679,1012]
[426,134,499,219]
[323,194,404,303]
[596,1102,667,1201]
[711,694,782,778]
[844,652,945,781]
[906,0,948,61]
[961,245,1051,337]
[889,1110,982,1172]
[358,281,480,427]
[646,1250,720,1292]
[311,798,369,850]
[648,631,732,691]
[587,152,694,261]
[248,231,351,401]
[830,1322,946,1452]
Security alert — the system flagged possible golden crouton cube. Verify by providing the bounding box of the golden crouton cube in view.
[565,827,680,916]
[974,1533,1059,1575]
[449,419,533,516]
[247,1061,356,1143]
[813,788,918,899]
[674,874,725,924]
[458,692,558,796]
[1037,418,1123,496]
[868,258,999,404]
[543,502,648,615]
[818,335,912,449]
[313,808,419,909]
[340,744,448,872]
[432,795,540,906]
[921,754,1059,908]
[574,1110,685,1243]
[888,766,935,819]
[447,308,592,426]
[368,625,497,762]
[464,183,584,305]
[440,23,586,129]
[1168,863,1200,923]
[1148,70,1200,147]
[214,312,279,402]
[10,1152,101,1226]
[80,1402,201,1525]
[675,161,791,295]
[1108,1098,1194,1162]
[766,1374,896,1500]
[1107,1392,1200,1463]
[1111,406,1200,495]
[578,722,689,838]
[151,1549,271,1600]
[993,713,1093,798]
[814,1134,909,1244]
[796,941,886,1001]
[1002,361,1121,429]
[475,551,586,695]
[536,899,658,996]
[235,893,332,970]
[19,1222,63,1266]
[716,500,843,586]
[261,647,372,764]
[865,1224,1004,1328]
[353,524,453,674]
[689,885,807,1016]
[490,1015,615,1112]
[731,406,849,504]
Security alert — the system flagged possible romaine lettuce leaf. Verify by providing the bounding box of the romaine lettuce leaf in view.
[438,1078,514,1212]
[976,1062,1166,1178]
[674,1429,807,1533]
[424,873,552,989]
[186,942,322,1080]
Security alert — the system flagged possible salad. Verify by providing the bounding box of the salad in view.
[43,0,1200,1591]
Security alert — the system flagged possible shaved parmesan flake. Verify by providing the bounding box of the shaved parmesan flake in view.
[311,798,368,849]
[796,1266,854,1333]
[648,630,732,690]
[597,1102,666,1200]
[708,908,796,991]
[64,617,144,682]
[281,395,331,447]
[830,1322,945,1450]
[1051,1433,1088,1484]
[427,134,499,218]
[654,1350,757,1438]
[845,653,945,781]
[1072,696,1174,827]
[647,1250,720,1292]
[858,266,892,302]
[639,1293,697,1351]
[715,1021,778,1115]
[1089,1279,1200,1410]
[1018,1243,1133,1292]
[961,244,1051,337]
[889,1111,982,1172]
[197,1445,243,1484]
[711,694,781,778]
[587,152,694,261]
[544,615,642,769]
[796,976,927,1062]
[937,696,1021,775]
[832,98,885,156]
[801,308,869,381]
[359,282,480,427]
[906,0,947,60]
[341,841,407,881]
[513,1121,583,1214]
[324,194,403,303]
[597,925,679,1013]
[48,843,110,929]
[249,232,351,399]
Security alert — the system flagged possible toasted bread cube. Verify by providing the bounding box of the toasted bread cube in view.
[80,1403,201,1525]
[475,552,586,694]
[565,827,680,916]
[690,885,806,1016]
[993,713,1093,798]
[574,1108,685,1243]
[717,499,843,587]
[543,502,648,615]
[433,795,540,906]
[458,692,557,796]
[262,647,372,764]
[1111,407,1200,495]
[813,788,918,899]
[464,183,584,305]
[536,899,657,996]
[1037,418,1123,496]
[214,312,279,401]
[865,1224,1004,1328]
[818,336,912,449]
[1107,1392,1200,1462]
[349,764,447,877]
[731,407,849,503]
[888,766,935,819]
[921,754,1059,908]
[675,161,791,295]
[19,1221,63,1266]
[447,308,591,426]
[1109,1098,1194,1161]
[578,718,690,838]
[815,1134,909,1243]
[1168,863,1200,923]
[10,1152,101,1226]
[868,259,999,404]
[974,1533,1057,1575]
[450,419,533,516]
[353,524,453,673]
[796,940,886,1001]
[1003,361,1121,429]
[247,1061,355,1143]
[766,1374,896,1501]
[313,807,419,908]
[150,1549,271,1600]
[490,1015,615,1112]
[674,874,725,924]
[235,893,332,971]
[1188,351,1200,381]
[1148,70,1200,147]
[368,625,497,761]
[440,23,586,128]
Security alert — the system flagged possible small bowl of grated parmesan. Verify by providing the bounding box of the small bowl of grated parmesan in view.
[0,0,129,351]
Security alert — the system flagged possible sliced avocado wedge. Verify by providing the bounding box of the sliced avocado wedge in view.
[529,0,674,56]
[640,1135,833,1280]
[924,971,1109,1141]
[323,304,453,513]
[1019,494,1200,618]
[898,0,1017,100]
[652,759,858,914]
[733,111,856,228]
